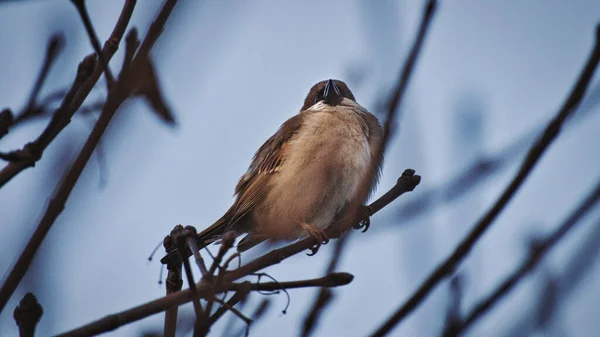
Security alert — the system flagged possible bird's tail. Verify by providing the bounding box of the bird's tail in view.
[196,212,232,248]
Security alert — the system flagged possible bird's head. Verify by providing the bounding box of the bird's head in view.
[301,79,356,111]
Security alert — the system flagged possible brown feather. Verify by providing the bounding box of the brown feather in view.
[196,114,304,245]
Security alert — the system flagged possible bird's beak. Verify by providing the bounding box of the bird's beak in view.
[323,79,342,106]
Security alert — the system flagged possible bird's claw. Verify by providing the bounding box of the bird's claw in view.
[300,222,329,256]
[354,205,373,233]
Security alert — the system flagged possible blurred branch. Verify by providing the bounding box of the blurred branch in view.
[0,108,13,139]
[455,179,600,335]
[371,24,600,337]
[0,53,97,183]
[301,231,350,337]
[18,34,64,123]
[343,0,436,237]
[71,0,115,88]
[0,34,64,141]
[441,275,464,337]
[13,293,43,337]
[499,204,600,337]
[230,299,271,337]
[378,79,600,232]
[0,0,139,314]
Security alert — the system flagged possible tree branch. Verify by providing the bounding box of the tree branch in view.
[54,273,353,337]
[454,179,600,335]
[370,23,600,337]
[71,0,115,88]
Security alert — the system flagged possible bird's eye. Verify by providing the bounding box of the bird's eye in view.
[313,90,324,104]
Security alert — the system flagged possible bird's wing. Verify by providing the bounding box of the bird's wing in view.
[196,113,304,244]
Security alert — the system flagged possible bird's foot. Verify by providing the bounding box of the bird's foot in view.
[353,205,373,233]
[299,222,329,256]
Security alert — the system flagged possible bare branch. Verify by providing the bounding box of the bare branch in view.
[454,179,600,335]
[71,0,115,88]
[209,284,251,325]
[55,273,353,336]
[371,23,600,337]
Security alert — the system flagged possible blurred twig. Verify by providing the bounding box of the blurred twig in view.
[71,0,115,88]
[0,53,96,178]
[370,24,600,337]
[499,212,600,337]
[454,179,600,335]
[20,34,64,122]
[343,0,436,236]
[0,34,64,141]
[374,79,600,231]
[301,231,349,337]
[441,275,464,337]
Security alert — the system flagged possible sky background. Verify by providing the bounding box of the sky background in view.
[1,0,600,336]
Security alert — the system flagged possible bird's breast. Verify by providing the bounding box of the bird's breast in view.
[275,110,371,217]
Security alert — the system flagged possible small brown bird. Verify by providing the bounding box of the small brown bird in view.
[197,79,383,253]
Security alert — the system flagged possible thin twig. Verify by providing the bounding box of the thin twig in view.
[243,272,354,292]
[340,0,436,239]
[455,179,600,335]
[0,0,138,314]
[187,234,209,276]
[176,229,206,325]
[71,0,115,88]
[370,23,600,337]
[209,284,251,325]
[211,296,252,325]
[55,273,354,336]
[19,34,65,122]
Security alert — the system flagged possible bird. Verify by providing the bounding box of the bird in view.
[197,79,383,254]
